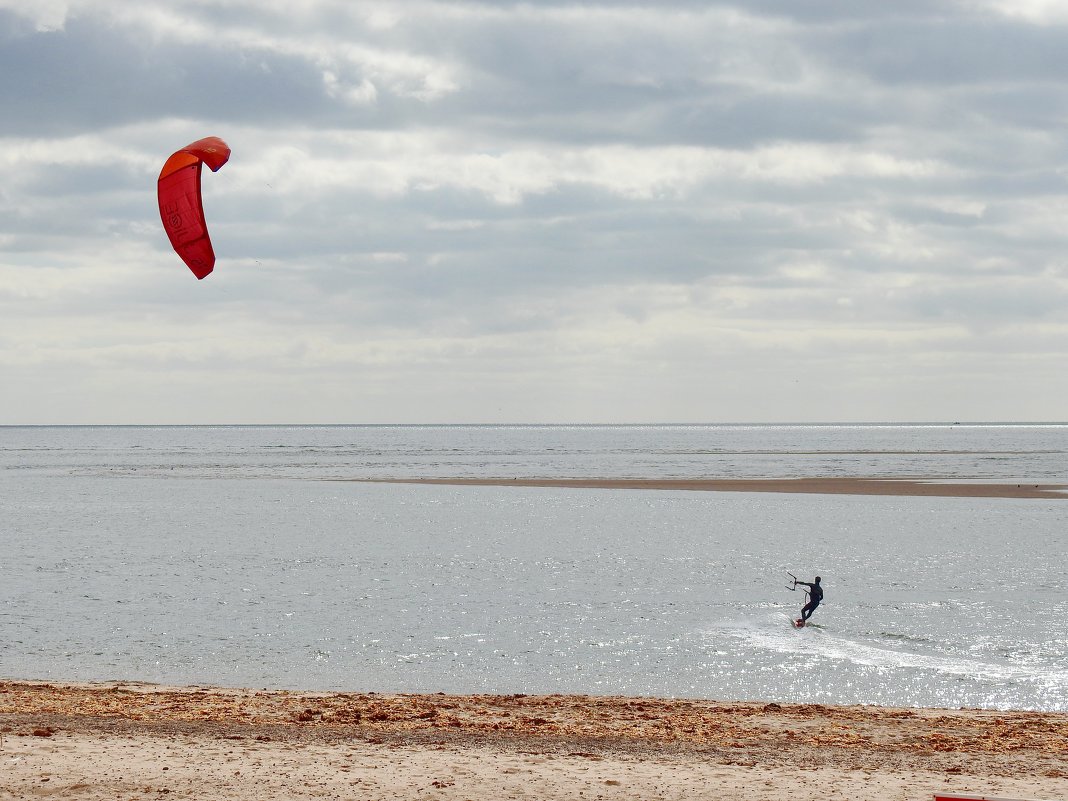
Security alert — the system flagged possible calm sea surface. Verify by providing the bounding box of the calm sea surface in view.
[1,424,1066,711]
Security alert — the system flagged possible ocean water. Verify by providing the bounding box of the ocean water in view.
[1,424,1066,711]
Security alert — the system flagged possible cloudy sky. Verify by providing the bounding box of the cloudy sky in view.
[2,0,1067,424]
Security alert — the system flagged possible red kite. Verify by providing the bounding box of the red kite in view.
[158,136,230,279]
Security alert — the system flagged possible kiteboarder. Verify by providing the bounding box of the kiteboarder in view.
[795,576,823,623]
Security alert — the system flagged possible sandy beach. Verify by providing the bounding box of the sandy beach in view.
[353,477,1068,500]
[2,681,1066,800]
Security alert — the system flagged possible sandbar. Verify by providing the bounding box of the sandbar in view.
[352,477,1068,499]
[2,680,1066,800]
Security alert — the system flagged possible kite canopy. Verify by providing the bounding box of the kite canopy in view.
[157,136,230,279]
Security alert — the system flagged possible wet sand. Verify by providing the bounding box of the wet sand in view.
[353,477,1068,499]
[2,681,1066,800]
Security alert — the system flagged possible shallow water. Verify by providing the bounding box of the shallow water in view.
[1,425,1066,710]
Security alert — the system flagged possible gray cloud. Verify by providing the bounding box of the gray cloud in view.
[820,18,1068,86]
[0,12,334,136]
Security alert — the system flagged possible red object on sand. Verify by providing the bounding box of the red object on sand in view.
[933,794,1054,800]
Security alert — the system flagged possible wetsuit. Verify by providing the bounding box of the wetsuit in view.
[798,581,823,622]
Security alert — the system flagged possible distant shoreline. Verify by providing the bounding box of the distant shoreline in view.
[348,477,1068,499]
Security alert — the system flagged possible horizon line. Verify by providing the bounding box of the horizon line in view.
[3,421,1068,428]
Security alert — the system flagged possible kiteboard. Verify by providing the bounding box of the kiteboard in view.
[792,618,805,629]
